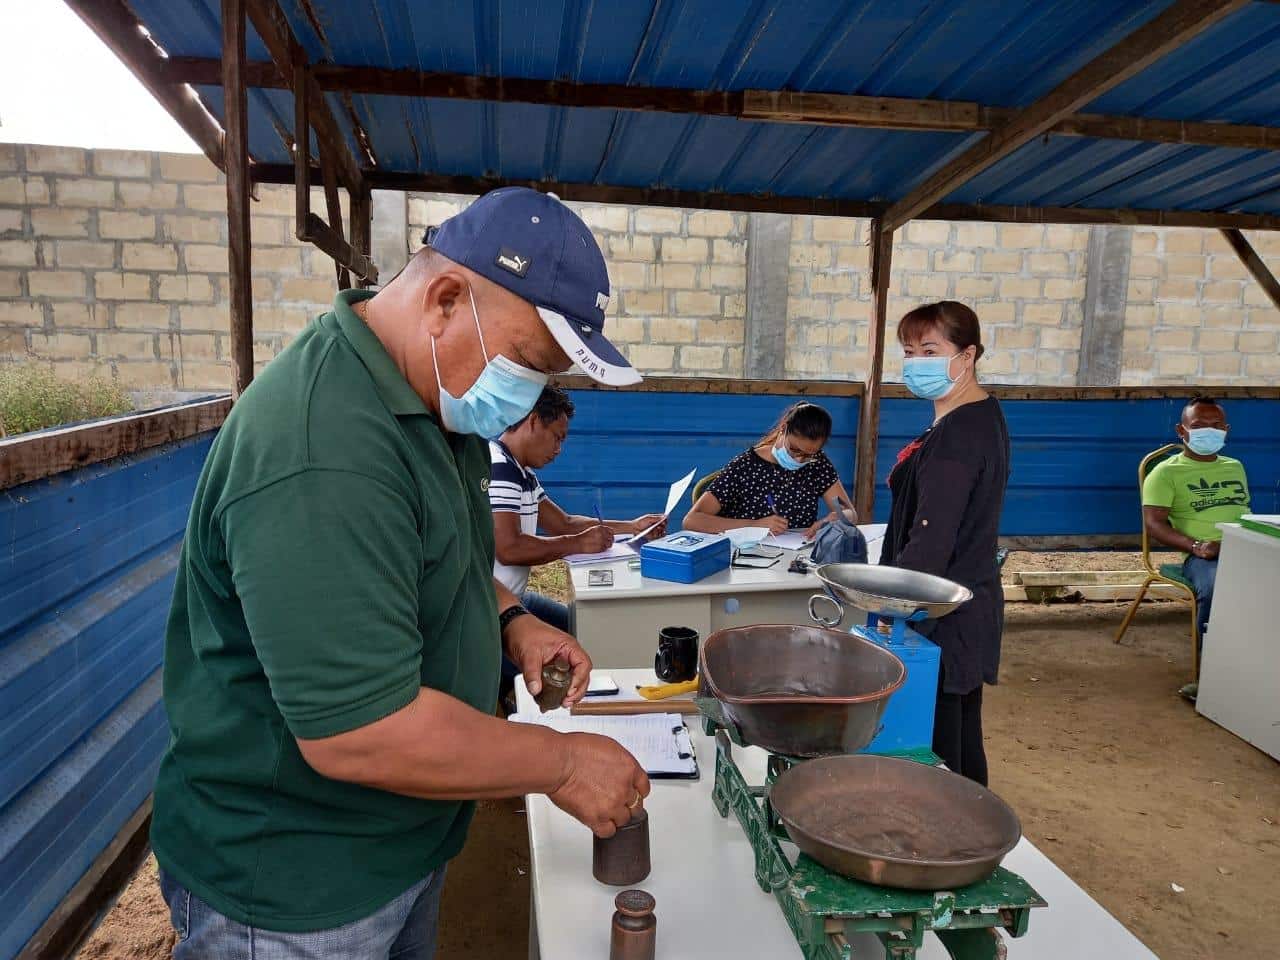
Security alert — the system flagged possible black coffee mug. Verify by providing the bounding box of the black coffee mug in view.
[655,626,699,682]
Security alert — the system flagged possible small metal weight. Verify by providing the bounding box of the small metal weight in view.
[609,889,656,960]
[593,807,651,885]
[535,658,571,712]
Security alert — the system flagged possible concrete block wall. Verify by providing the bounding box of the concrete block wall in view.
[0,144,341,391]
[2,143,1279,392]
[1124,227,1280,384]
[407,194,749,377]
[782,217,1092,384]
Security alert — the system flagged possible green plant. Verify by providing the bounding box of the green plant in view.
[0,362,133,437]
[527,561,570,602]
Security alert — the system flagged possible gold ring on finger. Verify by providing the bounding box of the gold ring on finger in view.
[627,791,642,809]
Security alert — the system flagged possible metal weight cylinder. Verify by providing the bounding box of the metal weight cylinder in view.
[535,658,571,711]
[593,808,651,885]
[609,889,656,960]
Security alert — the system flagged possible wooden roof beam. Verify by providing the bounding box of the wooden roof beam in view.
[926,202,1280,230]
[1219,228,1280,311]
[247,163,1280,230]
[63,0,225,170]
[243,0,363,194]
[159,56,1280,153]
[880,0,1251,232]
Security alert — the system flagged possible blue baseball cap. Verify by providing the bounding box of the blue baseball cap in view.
[425,187,641,386]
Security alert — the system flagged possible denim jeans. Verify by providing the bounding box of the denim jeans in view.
[1182,554,1218,642]
[520,590,572,633]
[159,867,446,960]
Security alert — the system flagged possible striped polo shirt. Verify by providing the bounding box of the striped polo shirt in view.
[489,439,546,595]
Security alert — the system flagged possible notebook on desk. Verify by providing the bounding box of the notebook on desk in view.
[510,711,699,779]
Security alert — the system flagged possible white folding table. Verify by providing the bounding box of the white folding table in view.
[522,669,1160,960]
[1197,522,1280,761]
[566,525,885,668]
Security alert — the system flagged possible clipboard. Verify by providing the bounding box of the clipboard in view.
[510,711,699,780]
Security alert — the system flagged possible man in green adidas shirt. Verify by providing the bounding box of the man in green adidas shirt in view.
[1142,395,1251,693]
[152,188,649,958]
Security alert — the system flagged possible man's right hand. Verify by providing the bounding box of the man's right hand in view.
[575,524,615,554]
[1192,540,1219,560]
[762,514,789,535]
[548,732,650,837]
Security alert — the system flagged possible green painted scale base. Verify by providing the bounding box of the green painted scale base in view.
[705,722,1046,960]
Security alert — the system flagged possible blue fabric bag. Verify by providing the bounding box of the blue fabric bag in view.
[809,512,868,566]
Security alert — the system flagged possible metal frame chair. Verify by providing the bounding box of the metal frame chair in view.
[690,470,720,506]
[1113,443,1199,679]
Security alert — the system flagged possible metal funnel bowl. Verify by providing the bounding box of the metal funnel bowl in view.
[698,624,906,757]
[814,564,972,621]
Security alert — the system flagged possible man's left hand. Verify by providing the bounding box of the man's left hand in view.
[505,614,593,706]
[630,514,667,536]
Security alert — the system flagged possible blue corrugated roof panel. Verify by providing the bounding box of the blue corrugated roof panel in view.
[951,136,1280,212]
[124,0,1280,216]
[1086,4,1280,124]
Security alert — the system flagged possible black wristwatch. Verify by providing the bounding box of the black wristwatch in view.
[499,603,530,633]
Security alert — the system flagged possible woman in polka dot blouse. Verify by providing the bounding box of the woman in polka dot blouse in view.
[682,402,856,539]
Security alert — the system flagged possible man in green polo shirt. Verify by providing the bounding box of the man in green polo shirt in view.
[153,188,649,957]
[1142,395,1251,698]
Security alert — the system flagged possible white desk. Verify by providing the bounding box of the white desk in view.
[524,670,1159,960]
[567,525,885,668]
[1197,523,1280,760]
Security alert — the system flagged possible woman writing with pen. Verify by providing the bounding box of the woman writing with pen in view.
[683,402,855,538]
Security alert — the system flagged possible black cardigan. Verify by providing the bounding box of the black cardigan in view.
[881,396,1010,695]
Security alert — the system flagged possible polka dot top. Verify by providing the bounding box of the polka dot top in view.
[707,447,839,528]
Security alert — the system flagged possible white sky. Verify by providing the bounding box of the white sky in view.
[0,0,199,153]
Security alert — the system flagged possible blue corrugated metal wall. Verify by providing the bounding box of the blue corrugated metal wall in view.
[542,390,1280,537]
[539,389,860,522]
[0,389,1274,956]
[0,433,214,960]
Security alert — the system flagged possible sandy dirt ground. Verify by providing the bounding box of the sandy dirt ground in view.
[78,564,1277,960]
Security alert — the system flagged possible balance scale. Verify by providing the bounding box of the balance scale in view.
[696,565,1046,960]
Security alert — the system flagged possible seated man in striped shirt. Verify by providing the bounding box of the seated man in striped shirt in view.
[490,385,665,640]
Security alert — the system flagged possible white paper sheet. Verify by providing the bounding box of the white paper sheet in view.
[563,543,637,565]
[625,468,698,552]
[511,711,696,776]
[664,468,698,516]
[763,530,812,550]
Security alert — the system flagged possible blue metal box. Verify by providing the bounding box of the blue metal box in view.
[853,619,941,755]
[640,531,731,584]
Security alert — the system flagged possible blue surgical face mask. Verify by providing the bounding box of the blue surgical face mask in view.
[902,354,961,401]
[1185,427,1226,456]
[431,284,548,437]
[773,440,807,471]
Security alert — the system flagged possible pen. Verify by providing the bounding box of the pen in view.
[593,502,605,526]
[766,494,777,514]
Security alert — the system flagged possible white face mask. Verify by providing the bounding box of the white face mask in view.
[430,283,548,436]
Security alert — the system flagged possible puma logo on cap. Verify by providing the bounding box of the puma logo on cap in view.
[495,248,530,277]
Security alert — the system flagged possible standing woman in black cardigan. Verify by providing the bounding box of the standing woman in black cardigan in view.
[881,301,1010,786]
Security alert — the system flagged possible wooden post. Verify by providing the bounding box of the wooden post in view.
[223,0,254,397]
[1219,228,1280,311]
[293,62,310,242]
[319,148,351,290]
[350,184,374,288]
[853,218,894,520]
